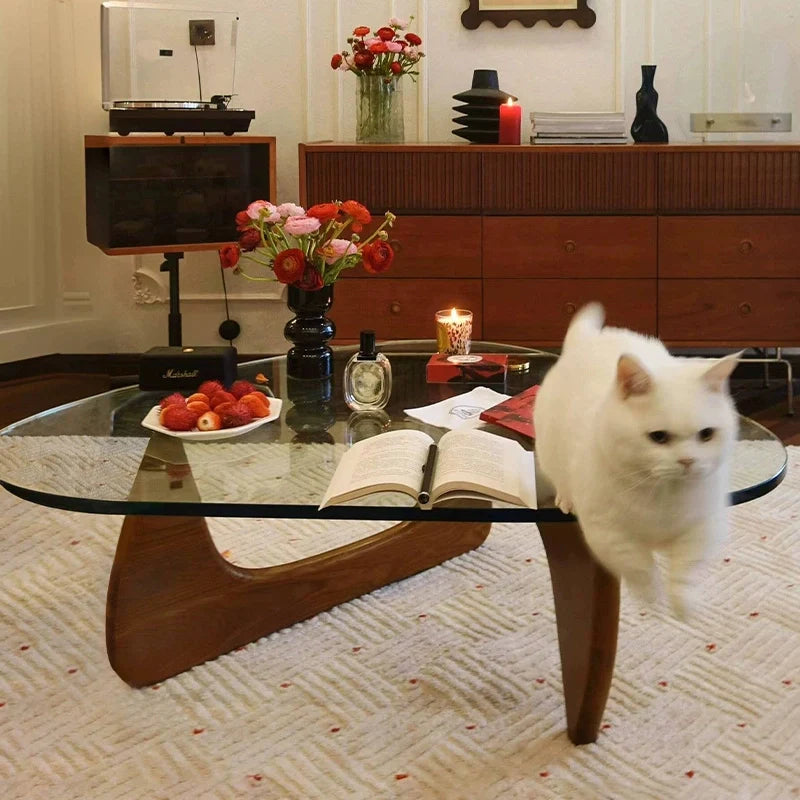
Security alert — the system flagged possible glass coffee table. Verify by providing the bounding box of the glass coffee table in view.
[0,341,787,745]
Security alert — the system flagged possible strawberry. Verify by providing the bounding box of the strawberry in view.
[198,380,224,398]
[159,392,186,409]
[186,401,211,415]
[160,405,199,431]
[230,380,256,399]
[219,402,254,428]
[186,392,210,405]
[196,411,222,431]
[239,395,270,418]
[210,390,237,409]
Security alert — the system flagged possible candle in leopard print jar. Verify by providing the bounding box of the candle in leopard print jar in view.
[435,308,473,355]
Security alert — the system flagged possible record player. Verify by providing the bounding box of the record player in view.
[101,2,254,136]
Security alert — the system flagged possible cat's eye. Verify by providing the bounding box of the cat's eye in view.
[648,430,671,445]
[698,427,715,442]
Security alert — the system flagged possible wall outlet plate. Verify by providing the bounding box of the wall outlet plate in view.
[189,19,215,46]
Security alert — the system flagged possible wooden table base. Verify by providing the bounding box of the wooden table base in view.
[106,514,619,746]
[538,520,620,745]
[106,514,491,687]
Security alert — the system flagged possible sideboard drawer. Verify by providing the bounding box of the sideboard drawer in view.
[483,216,656,278]
[343,215,481,279]
[332,279,482,340]
[659,216,800,278]
[658,279,800,345]
[484,279,656,343]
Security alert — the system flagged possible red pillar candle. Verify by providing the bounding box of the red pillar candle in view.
[498,99,521,145]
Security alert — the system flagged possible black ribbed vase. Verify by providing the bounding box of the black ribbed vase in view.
[284,284,336,380]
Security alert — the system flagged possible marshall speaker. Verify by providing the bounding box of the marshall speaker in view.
[139,346,237,391]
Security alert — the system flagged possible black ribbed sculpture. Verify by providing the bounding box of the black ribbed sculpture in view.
[452,69,517,144]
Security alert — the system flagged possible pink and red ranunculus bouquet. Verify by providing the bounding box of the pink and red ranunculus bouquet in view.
[330,17,424,80]
[219,200,396,290]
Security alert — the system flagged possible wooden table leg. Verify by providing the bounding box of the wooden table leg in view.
[537,520,620,745]
[106,514,491,687]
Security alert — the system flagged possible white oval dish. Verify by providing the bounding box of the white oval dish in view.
[140,398,282,441]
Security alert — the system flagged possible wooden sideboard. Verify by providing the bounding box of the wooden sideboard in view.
[298,143,800,347]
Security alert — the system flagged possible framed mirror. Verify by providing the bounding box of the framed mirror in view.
[461,0,596,29]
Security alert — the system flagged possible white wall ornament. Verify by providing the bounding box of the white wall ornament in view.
[132,261,169,305]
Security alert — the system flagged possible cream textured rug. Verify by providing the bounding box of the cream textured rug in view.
[1,447,798,800]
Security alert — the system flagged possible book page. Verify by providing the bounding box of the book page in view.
[319,429,433,508]
[432,429,536,508]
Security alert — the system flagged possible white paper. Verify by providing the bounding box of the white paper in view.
[404,387,510,431]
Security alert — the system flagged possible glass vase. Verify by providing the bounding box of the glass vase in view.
[356,75,404,143]
[284,284,336,380]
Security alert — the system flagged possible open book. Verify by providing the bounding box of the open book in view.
[319,428,536,510]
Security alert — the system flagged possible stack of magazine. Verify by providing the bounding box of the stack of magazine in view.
[530,111,627,145]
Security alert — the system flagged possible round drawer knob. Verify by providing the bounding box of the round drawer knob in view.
[564,302,577,315]
[564,240,577,254]
[738,302,752,316]
[390,301,401,315]
[738,239,753,255]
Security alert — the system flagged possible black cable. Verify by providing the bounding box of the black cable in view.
[194,44,202,102]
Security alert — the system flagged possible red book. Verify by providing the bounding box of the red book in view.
[426,353,508,383]
[479,385,540,439]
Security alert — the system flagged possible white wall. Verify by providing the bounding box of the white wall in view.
[1,0,798,361]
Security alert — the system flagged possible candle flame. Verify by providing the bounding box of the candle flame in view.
[450,307,458,320]
[506,98,513,106]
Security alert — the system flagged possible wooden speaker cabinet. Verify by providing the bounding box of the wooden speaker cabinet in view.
[85,135,276,255]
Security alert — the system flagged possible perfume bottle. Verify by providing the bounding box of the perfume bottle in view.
[343,330,392,411]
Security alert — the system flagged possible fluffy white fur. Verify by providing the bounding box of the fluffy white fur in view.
[533,303,739,618]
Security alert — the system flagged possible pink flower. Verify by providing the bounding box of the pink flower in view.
[403,45,421,59]
[247,200,280,223]
[321,238,357,264]
[389,17,408,28]
[364,37,380,48]
[284,215,322,236]
[277,202,305,217]
[385,41,402,53]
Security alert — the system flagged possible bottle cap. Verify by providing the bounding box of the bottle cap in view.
[359,330,377,359]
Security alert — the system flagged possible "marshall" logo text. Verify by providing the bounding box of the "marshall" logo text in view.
[163,368,200,379]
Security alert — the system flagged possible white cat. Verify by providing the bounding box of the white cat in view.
[533,303,740,618]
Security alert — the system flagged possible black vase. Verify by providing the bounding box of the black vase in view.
[284,284,336,380]
[631,65,668,143]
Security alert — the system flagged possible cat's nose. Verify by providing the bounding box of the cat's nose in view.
[678,457,695,470]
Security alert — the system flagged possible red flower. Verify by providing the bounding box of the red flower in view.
[272,248,306,284]
[341,200,371,225]
[361,241,394,274]
[235,210,251,231]
[376,27,395,41]
[368,42,388,54]
[295,263,324,291]
[219,244,240,269]
[331,53,343,69]
[306,203,341,222]
[405,32,422,46]
[354,51,374,69]
[353,26,370,37]
[390,62,402,75]
[238,228,261,252]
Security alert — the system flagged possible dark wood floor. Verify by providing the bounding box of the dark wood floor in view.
[0,371,798,444]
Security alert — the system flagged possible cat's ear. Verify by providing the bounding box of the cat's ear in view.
[703,351,742,392]
[616,354,652,399]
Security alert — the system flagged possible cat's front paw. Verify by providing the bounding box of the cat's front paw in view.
[555,493,573,514]
[668,581,697,622]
